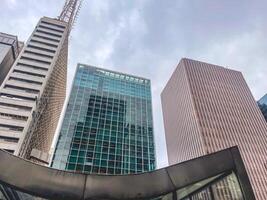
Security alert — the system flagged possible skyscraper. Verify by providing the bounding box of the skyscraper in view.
[0,17,68,163]
[0,0,83,164]
[258,94,267,122]
[0,32,23,85]
[52,64,156,174]
[161,58,267,199]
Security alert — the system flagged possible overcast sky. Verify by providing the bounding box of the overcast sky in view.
[1,0,267,168]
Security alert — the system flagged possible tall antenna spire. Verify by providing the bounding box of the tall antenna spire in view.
[58,0,83,34]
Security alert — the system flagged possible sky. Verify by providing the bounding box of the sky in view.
[1,0,267,168]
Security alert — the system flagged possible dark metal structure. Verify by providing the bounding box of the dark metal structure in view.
[0,146,255,200]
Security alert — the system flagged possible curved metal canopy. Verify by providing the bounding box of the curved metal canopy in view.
[0,147,254,200]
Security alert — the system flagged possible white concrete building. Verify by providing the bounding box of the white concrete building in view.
[0,17,68,164]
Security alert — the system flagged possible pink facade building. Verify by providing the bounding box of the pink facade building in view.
[161,58,267,199]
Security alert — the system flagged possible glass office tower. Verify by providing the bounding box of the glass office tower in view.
[52,64,156,174]
[258,93,267,122]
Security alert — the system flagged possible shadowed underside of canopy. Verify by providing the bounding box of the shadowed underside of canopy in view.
[0,146,255,200]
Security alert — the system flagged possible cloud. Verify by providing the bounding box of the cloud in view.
[1,0,267,168]
[196,29,267,100]
[3,0,17,8]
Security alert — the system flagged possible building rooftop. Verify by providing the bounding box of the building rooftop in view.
[78,63,151,84]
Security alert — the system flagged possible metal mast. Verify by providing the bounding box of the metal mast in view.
[58,0,83,34]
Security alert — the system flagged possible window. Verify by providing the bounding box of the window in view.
[0,102,32,111]
[28,44,56,53]
[9,77,42,85]
[30,39,58,48]
[24,50,54,59]
[0,112,28,121]
[0,136,19,143]
[4,84,39,94]
[39,25,64,33]
[33,34,60,43]
[20,56,51,65]
[13,69,46,78]
[0,123,24,132]
[17,63,48,71]
[40,21,66,29]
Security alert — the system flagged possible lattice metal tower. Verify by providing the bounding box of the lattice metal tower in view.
[59,0,83,33]
[0,0,82,164]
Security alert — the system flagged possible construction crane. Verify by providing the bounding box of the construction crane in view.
[58,0,83,34]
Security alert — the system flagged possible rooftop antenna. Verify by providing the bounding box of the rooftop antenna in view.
[58,0,83,35]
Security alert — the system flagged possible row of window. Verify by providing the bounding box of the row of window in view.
[63,118,153,127]
[66,162,151,171]
[13,69,45,78]
[76,85,151,99]
[66,110,152,119]
[70,138,154,148]
[69,144,154,154]
[77,68,150,86]
[9,76,43,85]
[67,156,152,164]
[0,135,19,143]
[75,79,150,94]
[55,152,154,162]
[71,135,154,143]
[70,91,152,103]
[32,34,60,43]
[57,142,155,152]
[0,92,36,102]
[27,43,56,53]
[64,124,153,131]
[66,164,149,174]
[40,20,66,30]
[75,77,150,89]
[69,146,154,154]
[0,102,32,111]
[69,100,151,109]
[20,56,51,65]
[24,49,54,59]
[68,151,154,158]
[17,62,48,74]
[65,133,154,141]
[74,124,151,131]
[0,112,28,121]
[60,132,154,141]
[64,122,153,131]
[74,107,151,114]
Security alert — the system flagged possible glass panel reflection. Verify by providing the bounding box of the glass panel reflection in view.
[159,172,244,200]
[0,172,245,200]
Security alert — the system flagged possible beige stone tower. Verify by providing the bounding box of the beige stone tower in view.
[0,17,68,164]
[0,0,83,164]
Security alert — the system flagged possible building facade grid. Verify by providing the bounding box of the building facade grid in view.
[52,64,156,174]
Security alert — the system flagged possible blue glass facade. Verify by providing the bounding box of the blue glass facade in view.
[51,64,156,174]
[258,93,267,122]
